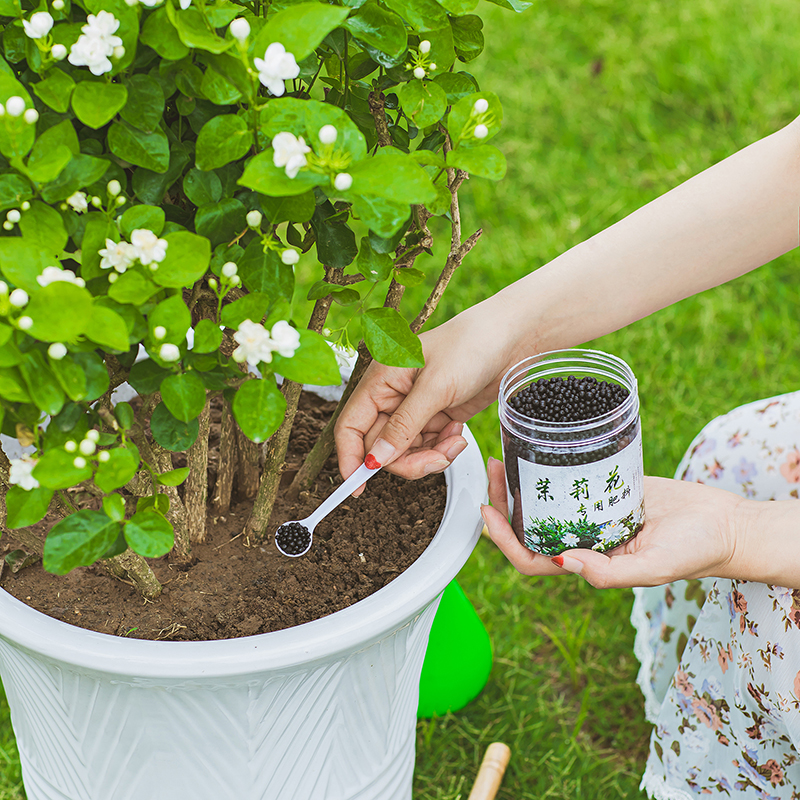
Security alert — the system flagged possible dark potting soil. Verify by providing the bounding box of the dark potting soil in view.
[0,394,446,641]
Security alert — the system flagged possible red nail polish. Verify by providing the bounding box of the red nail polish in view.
[365,454,381,470]
[551,555,564,567]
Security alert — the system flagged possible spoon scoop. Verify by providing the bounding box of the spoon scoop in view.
[275,457,382,557]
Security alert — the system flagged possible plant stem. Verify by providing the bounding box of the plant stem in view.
[368,90,393,147]
[107,550,162,600]
[185,398,211,544]
[212,398,237,514]
[236,426,261,499]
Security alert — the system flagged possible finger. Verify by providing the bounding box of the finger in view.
[550,546,674,589]
[486,456,509,518]
[481,503,563,576]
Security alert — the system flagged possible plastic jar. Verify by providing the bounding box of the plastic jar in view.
[498,349,645,556]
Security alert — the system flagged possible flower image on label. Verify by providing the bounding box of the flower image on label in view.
[509,430,644,555]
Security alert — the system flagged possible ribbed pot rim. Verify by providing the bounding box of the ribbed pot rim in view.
[0,428,486,679]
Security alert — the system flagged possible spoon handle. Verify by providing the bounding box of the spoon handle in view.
[305,462,379,530]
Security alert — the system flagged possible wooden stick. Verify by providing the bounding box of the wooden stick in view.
[467,742,511,800]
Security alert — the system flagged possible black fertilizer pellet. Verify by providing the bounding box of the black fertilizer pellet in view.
[508,375,629,423]
[275,522,312,556]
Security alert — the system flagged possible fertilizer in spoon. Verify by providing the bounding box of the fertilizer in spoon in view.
[275,457,382,557]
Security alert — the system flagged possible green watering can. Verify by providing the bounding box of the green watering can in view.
[417,580,493,718]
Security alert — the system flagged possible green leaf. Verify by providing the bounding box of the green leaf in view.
[237,239,294,302]
[348,149,436,205]
[195,197,247,247]
[437,0,477,13]
[129,359,170,395]
[5,485,54,528]
[160,371,206,423]
[344,1,408,66]
[119,204,166,239]
[166,4,233,54]
[192,319,223,353]
[307,281,359,304]
[132,143,191,205]
[252,3,350,62]
[220,291,272,329]
[398,79,447,128]
[26,143,72,184]
[140,7,190,60]
[448,91,502,146]
[41,153,109,203]
[382,0,448,31]
[483,0,532,11]
[152,231,211,288]
[259,190,315,224]
[200,67,242,105]
[0,72,34,159]
[115,402,134,430]
[124,510,174,558]
[357,237,394,282]
[73,352,109,402]
[0,367,29,403]
[0,238,50,292]
[183,168,222,206]
[149,293,191,345]
[433,71,479,104]
[393,266,425,286]
[154,467,190,486]
[311,200,357,269]
[18,201,68,260]
[362,307,425,367]
[19,350,65,416]
[103,494,126,522]
[150,401,199,451]
[74,213,115,282]
[71,81,128,129]
[27,283,93,343]
[95,447,139,493]
[108,121,170,173]
[137,493,170,516]
[33,448,93,490]
[108,270,161,305]
[304,102,368,164]
[85,305,130,352]
[43,510,120,575]
[120,74,165,134]
[272,329,340,385]
[232,378,286,444]
[50,354,88,402]
[32,68,76,113]
[196,114,252,171]
[450,14,484,62]
[446,143,507,180]
[238,149,327,197]
[0,173,33,213]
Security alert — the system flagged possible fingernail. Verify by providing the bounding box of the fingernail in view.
[551,555,583,574]
[424,459,449,475]
[445,439,467,462]
[480,503,489,523]
[369,438,396,468]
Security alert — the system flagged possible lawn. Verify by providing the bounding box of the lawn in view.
[2,0,800,798]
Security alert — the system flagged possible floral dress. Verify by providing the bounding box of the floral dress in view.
[631,390,800,799]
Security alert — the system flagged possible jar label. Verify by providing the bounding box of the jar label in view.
[509,431,644,555]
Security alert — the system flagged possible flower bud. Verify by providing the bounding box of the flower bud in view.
[246,209,262,228]
[6,209,20,223]
[52,0,64,9]
[318,124,337,144]
[473,97,489,114]
[208,277,218,290]
[64,440,77,453]
[281,249,299,266]
[0,104,4,116]
[419,39,431,54]
[107,179,121,196]
[23,108,38,125]
[0,281,7,294]
[17,316,32,330]
[98,451,110,462]
[20,201,30,211]
[86,429,100,443]
[51,43,67,60]
[474,123,489,139]
[2,222,11,231]
[230,275,242,287]
[79,439,96,456]
[73,456,87,469]
[149,263,158,271]
[116,196,126,206]
[229,17,250,42]
[159,343,181,362]
[108,273,118,283]
[153,325,167,340]
[113,45,125,60]
[9,288,28,307]
[413,67,426,80]
[428,63,436,71]
[48,342,67,360]
[90,196,102,207]
[222,261,238,278]
[5,96,25,117]
[334,172,353,191]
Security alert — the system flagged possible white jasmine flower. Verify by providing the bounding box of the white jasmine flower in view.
[22,11,53,39]
[153,325,166,340]
[68,11,122,76]
[270,320,300,358]
[246,209,262,228]
[474,123,488,139]
[107,179,121,196]
[17,316,32,330]
[254,42,300,97]
[272,131,311,179]
[561,532,580,546]
[222,261,238,278]
[9,457,39,491]
[98,450,110,462]
[281,249,299,266]
[419,40,431,54]
[37,266,85,288]
[131,228,168,265]
[318,124,337,144]
[66,191,88,213]
[51,43,67,60]
[86,430,100,443]
[9,289,28,307]
[159,343,181,362]
[413,67,426,80]
[473,97,489,114]
[5,96,25,117]
[85,9,120,38]
[334,172,352,191]
[229,18,250,42]
[73,456,87,468]
[232,319,274,365]
[99,238,137,273]
[179,0,191,8]
[79,439,96,456]
[23,108,38,124]
[64,440,77,452]
[6,209,20,223]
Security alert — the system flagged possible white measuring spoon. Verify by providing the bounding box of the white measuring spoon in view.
[275,459,382,557]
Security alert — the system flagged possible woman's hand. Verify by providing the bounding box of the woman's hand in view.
[482,458,743,587]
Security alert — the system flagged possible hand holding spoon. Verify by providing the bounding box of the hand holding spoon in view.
[275,456,382,557]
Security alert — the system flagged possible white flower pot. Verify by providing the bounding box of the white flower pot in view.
[0,428,486,800]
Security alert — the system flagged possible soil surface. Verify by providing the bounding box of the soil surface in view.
[0,394,446,641]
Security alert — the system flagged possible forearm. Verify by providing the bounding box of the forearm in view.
[480,115,800,360]
[732,499,800,588]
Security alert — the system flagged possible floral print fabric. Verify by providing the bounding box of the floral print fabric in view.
[631,390,800,800]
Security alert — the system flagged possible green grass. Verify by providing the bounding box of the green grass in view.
[3,1,800,798]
